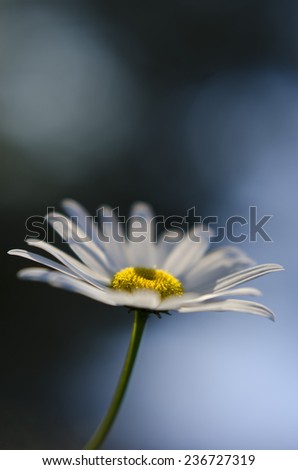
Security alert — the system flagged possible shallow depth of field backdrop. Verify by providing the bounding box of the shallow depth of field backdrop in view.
[1,0,296,449]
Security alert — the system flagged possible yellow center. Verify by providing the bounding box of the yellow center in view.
[111,267,184,299]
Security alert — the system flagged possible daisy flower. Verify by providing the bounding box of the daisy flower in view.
[9,199,282,319]
[8,200,283,449]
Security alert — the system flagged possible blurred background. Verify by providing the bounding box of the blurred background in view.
[1,0,297,449]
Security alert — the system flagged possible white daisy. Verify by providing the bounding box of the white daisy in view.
[8,200,283,320]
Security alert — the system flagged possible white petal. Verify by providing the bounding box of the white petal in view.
[126,202,158,267]
[214,264,284,292]
[46,212,116,273]
[156,231,181,265]
[8,249,79,279]
[162,226,211,277]
[97,205,130,269]
[25,239,110,286]
[183,246,255,292]
[109,289,161,310]
[129,202,155,222]
[18,267,55,281]
[178,298,275,320]
[157,293,199,311]
[180,287,262,305]
[97,204,126,239]
[18,268,119,305]
[61,198,95,240]
[62,200,130,271]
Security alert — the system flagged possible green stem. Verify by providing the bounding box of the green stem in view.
[84,310,148,450]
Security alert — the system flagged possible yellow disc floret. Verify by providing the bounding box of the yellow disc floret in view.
[111,267,184,299]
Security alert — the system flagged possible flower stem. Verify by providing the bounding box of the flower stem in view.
[84,310,148,450]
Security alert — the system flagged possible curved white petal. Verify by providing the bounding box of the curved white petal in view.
[214,264,284,292]
[61,198,96,240]
[97,205,130,269]
[62,199,129,269]
[17,268,119,305]
[157,293,199,311]
[110,289,161,310]
[46,211,116,273]
[129,202,154,222]
[178,298,275,320]
[25,239,110,287]
[180,287,262,305]
[156,231,181,266]
[162,226,211,277]
[8,249,79,279]
[183,246,255,292]
[126,202,158,267]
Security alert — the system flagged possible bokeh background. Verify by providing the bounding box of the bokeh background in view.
[1,0,297,449]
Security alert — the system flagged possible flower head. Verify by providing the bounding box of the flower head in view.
[9,200,283,319]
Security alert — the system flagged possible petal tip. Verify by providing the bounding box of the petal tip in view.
[61,197,75,205]
[265,263,284,271]
[275,264,285,271]
[17,269,31,280]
